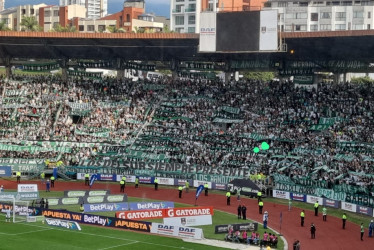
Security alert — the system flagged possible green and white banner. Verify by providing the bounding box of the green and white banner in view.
[4,90,27,96]
[319,117,347,125]
[97,101,131,108]
[212,118,244,123]
[75,127,110,138]
[309,124,332,130]
[221,106,240,115]
[0,158,44,172]
[0,143,71,154]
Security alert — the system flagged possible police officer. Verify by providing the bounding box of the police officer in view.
[16,171,21,183]
[258,199,264,214]
[342,213,347,229]
[85,173,90,186]
[314,201,319,216]
[185,180,189,193]
[154,177,159,191]
[242,205,247,220]
[50,176,55,188]
[300,210,305,227]
[120,179,125,192]
[257,190,262,202]
[178,186,183,198]
[122,175,126,188]
[226,191,231,205]
[135,176,139,188]
[204,183,209,196]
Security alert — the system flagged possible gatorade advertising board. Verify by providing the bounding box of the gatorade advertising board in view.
[116,206,214,220]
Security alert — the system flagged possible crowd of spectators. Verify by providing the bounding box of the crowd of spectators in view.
[0,73,373,192]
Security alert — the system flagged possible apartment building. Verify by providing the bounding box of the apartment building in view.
[264,0,374,32]
[170,0,267,33]
[0,4,46,31]
[39,5,86,31]
[60,0,108,19]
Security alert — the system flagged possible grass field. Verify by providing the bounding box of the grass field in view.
[0,215,227,250]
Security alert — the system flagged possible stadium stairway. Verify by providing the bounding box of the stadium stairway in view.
[57,170,73,181]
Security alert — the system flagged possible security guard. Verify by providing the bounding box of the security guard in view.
[50,176,55,188]
[204,183,209,196]
[120,180,125,192]
[342,213,347,229]
[135,176,139,188]
[178,186,183,198]
[300,210,305,227]
[16,171,21,183]
[84,173,90,186]
[226,191,231,205]
[257,190,262,202]
[258,200,264,214]
[122,175,126,188]
[185,180,189,193]
[314,201,319,216]
[80,204,84,213]
[40,172,45,183]
[154,177,159,190]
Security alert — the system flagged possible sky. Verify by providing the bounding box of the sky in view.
[5,0,171,17]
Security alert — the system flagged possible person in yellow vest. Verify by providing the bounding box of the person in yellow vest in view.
[342,213,347,229]
[50,176,55,188]
[314,201,319,216]
[178,186,183,198]
[16,171,21,183]
[300,210,305,227]
[257,190,262,202]
[135,176,139,188]
[185,180,189,193]
[226,191,231,205]
[120,180,125,192]
[258,200,264,214]
[121,175,126,188]
[204,183,209,196]
[40,172,45,184]
[84,173,90,186]
[154,177,159,191]
[79,204,84,213]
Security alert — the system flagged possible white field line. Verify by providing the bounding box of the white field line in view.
[98,241,139,250]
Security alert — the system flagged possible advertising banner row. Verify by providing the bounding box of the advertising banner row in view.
[64,190,110,197]
[83,201,175,213]
[0,192,39,201]
[42,209,152,232]
[46,194,127,206]
[77,173,227,190]
[150,223,203,240]
[273,190,374,217]
[116,206,214,220]
[215,222,259,234]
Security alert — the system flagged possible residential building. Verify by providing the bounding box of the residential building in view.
[170,0,267,33]
[59,0,108,19]
[264,0,374,32]
[0,4,47,31]
[0,0,4,12]
[124,0,145,9]
[79,6,163,33]
[39,5,86,31]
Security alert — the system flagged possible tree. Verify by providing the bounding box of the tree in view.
[0,20,11,31]
[162,24,174,33]
[52,24,77,32]
[133,26,145,33]
[106,26,126,33]
[20,16,42,31]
